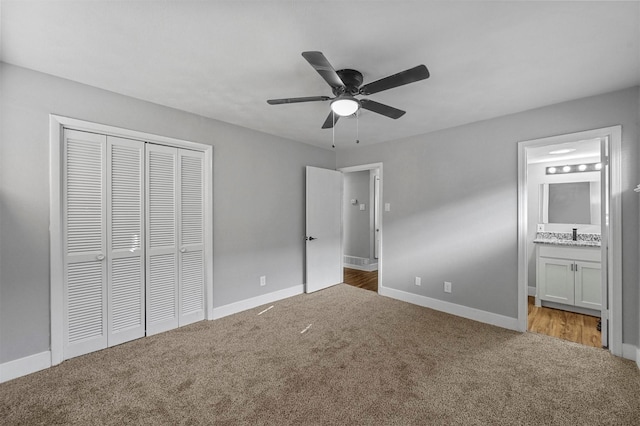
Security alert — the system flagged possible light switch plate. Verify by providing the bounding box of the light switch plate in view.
[359,204,365,211]
[384,203,391,212]
[537,224,544,232]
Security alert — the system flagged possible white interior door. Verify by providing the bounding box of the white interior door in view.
[107,136,146,346]
[306,166,343,293]
[63,129,108,359]
[146,144,179,335]
[146,144,205,333]
[178,149,205,326]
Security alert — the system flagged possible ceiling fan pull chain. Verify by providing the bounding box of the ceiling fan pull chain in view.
[356,110,360,144]
[332,110,336,149]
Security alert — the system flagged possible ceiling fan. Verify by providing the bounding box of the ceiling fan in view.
[267,51,430,129]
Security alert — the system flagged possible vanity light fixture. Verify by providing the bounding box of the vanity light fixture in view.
[545,162,602,175]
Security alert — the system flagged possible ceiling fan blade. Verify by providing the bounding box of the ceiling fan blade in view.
[302,51,345,90]
[321,111,340,129]
[267,96,331,105]
[359,65,430,95]
[360,99,406,119]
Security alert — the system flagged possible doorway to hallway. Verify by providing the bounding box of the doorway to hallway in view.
[339,163,383,294]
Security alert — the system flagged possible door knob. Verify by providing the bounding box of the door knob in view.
[96,254,105,261]
[180,248,187,253]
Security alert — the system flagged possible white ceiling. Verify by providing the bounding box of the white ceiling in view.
[2,1,639,149]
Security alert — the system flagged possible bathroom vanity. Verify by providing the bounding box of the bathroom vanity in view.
[534,233,601,313]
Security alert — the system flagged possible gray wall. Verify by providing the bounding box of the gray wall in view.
[337,87,639,346]
[0,63,335,363]
[343,170,371,259]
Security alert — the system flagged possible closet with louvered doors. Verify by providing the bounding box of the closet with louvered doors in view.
[62,129,205,360]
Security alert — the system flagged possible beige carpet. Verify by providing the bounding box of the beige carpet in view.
[1,284,639,425]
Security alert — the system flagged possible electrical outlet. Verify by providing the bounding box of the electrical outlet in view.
[260,276,266,286]
[444,281,452,293]
[415,277,421,286]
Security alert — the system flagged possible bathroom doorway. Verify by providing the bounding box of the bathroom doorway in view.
[517,126,622,354]
[339,163,383,293]
[526,137,602,347]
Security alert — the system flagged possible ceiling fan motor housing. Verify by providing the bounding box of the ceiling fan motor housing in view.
[334,69,363,96]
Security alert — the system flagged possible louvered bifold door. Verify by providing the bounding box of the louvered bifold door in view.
[107,136,146,346]
[178,150,205,326]
[63,129,108,359]
[146,144,179,335]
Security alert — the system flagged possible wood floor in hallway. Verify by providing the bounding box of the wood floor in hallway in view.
[528,296,601,348]
[343,268,378,292]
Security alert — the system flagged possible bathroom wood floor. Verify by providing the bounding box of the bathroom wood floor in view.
[528,296,601,348]
[343,268,378,292]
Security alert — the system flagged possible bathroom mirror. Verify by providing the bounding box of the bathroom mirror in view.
[540,181,601,225]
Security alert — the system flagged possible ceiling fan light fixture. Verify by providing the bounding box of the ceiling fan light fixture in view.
[330,96,360,116]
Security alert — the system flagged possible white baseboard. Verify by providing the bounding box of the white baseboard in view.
[0,351,51,383]
[379,285,519,331]
[212,284,304,320]
[528,286,536,297]
[621,343,639,365]
[0,286,304,383]
[344,264,378,272]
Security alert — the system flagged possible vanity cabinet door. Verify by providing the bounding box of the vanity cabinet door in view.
[539,257,575,305]
[574,261,602,310]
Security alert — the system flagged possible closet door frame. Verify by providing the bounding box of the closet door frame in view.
[50,115,213,366]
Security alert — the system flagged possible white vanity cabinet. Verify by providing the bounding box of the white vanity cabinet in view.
[536,245,601,310]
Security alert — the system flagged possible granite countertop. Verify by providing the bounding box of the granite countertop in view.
[533,232,601,247]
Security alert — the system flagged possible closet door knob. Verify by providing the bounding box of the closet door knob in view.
[180,248,187,253]
[96,254,105,261]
